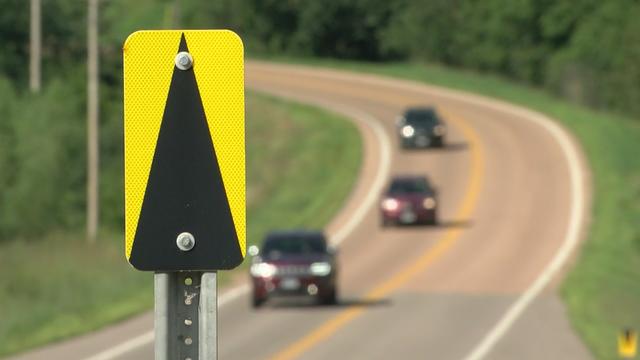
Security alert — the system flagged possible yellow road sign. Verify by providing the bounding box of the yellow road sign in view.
[619,329,638,358]
[123,30,245,271]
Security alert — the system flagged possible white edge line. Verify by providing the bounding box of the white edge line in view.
[379,73,587,360]
[236,88,393,249]
[82,283,250,360]
[86,63,587,360]
[81,89,392,360]
[288,66,586,359]
[460,98,586,360]
[81,332,153,360]
[330,109,390,247]
[293,98,393,248]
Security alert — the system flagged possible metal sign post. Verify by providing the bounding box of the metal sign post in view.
[123,30,245,360]
[154,272,218,360]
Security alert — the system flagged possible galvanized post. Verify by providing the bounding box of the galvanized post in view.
[154,273,171,360]
[155,271,217,360]
[199,272,218,358]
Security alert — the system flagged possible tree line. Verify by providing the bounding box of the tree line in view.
[0,0,637,242]
[204,0,640,116]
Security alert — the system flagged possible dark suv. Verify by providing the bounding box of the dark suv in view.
[396,107,447,148]
[249,230,338,308]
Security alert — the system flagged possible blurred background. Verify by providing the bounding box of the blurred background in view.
[0,1,639,359]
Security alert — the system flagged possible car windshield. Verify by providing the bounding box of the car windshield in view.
[262,234,326,256]
[389,178,430,194]
[405,110,438,126]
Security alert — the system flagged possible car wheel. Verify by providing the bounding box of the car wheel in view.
[320,288,337,305]
[252,296,265,308]
[429,212,438,226]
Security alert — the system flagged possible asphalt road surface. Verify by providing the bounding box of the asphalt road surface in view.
[8,62,593,360]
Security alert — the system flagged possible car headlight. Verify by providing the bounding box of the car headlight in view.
[401,125,415,138]
[250,263,277,278]
[433,124,446,136]
[310,262,332,276]
[423,197,436,209]
[381,198,399,211]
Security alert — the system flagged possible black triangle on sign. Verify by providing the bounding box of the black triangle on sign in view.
[130,34,243,271]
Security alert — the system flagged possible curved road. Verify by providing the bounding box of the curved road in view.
[9,62,592,360]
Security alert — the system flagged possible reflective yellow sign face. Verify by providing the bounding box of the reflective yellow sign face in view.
[619,329,638,358]
[123,30,245,271]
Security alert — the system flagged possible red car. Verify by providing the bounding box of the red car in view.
[249,230,338,308]
[380,176,438,226]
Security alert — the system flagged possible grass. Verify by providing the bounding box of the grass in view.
[245,92,362,246]
[265,57,640,359]
[0,231,152,356]
[0,91,362,356]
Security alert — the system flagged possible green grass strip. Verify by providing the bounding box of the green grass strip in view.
[0,91,362,356]
[273,57,640,360]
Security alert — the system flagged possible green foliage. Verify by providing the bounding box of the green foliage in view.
[180,0,395,59]
[2,0,640,116]
[287,57,640,360]
[0,75,86,239]
[245,93,362,246]
[546,1,640,114]
[0,232,151,355]
[0,0,87,85]
[0,0,637,242]
[0,1,29,83]
[0,0,174,241]
[383,0,640,116]
[380,0,458,61]
[0,0,638,356]
[291,0,393,59]
[0,0,378,242]
[173,0,640,117]
[0,92,361,356]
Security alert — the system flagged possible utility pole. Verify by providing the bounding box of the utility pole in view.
[173,0,181,28]
[29,0,41,93]
[87,0,99,243]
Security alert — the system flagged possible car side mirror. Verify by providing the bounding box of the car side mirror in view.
[248,245,260,257]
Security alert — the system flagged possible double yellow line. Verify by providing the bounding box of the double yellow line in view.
[268,110,485,360]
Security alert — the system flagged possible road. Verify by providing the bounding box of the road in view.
[8,62,592,360]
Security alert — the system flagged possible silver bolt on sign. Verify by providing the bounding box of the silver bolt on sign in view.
[176,232,195,251]
[175,51,193,70]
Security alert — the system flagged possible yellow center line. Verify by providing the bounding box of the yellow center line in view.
[268,109,485,360]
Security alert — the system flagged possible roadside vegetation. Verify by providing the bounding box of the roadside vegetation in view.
[286,58,640,360]
[0,92,362,356]
[0,1,349,355]
[2,1,639,359]
[199,2,640,355]
[196,0,640,119]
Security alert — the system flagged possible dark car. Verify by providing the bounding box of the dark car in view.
[380,176,438,226]
[249,230,338,308]
[396,107,447,148]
